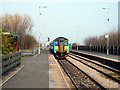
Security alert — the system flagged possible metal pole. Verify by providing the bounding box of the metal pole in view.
[38,6,47,54]
[107,35,109,55]
[39,6,41,54]
[39,36,40,54]
[107,8,109,55]
[75,26,79,50]
[71,44,72,50]
[102,7,109,55]
[77,27,79,51]
[77,44,78,50]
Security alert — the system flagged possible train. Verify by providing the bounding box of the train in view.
[49,37,69,58]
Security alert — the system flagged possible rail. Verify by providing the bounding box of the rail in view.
[70,50,120,70]
[68,53,120,83]
[58,59,106,89]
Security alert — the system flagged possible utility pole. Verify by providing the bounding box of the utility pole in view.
[38,6,47,54]
[74,26,79,50]
[102,7,110,55]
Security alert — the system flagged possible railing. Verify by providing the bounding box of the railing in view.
[19,48,39,56]
[2,52,21,74]
[71,45,120,56]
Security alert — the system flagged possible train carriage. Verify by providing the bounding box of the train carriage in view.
[50,37,69,58]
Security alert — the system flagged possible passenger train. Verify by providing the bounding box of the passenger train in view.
[50,37,69,58]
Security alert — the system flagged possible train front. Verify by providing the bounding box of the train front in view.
[54,37,69,58]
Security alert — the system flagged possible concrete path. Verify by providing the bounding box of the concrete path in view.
[2,50,49,88]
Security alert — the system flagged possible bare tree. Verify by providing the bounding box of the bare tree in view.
[0,13,37,49]
[84,29,118,46]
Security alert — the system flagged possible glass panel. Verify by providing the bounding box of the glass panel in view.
[55,40,59,46]
[64,40,68,46]
[60,40,64,46]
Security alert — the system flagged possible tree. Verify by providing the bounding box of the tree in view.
[23,34,38,49]
[0,13,37,49]
[84,29,118,46]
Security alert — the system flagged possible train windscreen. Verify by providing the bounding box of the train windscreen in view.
[55,40,59,46]
[60,40,64,46]
[64,40,68,46]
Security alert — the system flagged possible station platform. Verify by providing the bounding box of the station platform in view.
[70,50,119,62]
[49,53,70,88]
[2,50,49,88]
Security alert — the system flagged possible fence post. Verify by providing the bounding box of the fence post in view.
[117,46,119,55]
[32,49,35,56]
[118,46,120,55]
[12,53,14,64]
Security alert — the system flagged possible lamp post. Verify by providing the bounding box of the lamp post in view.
[74,26,79,50]
[102,7,109,55]
[38,6,47,54]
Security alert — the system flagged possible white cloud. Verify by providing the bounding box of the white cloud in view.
[1,0,119,3]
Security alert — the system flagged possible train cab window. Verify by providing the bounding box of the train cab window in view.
[60,40,64,46]
[55,40,59,46]
[50,43,52,47]
[64,40,68,46]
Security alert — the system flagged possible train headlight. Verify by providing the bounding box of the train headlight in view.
[55,49,59,51]
[65,49,68,51]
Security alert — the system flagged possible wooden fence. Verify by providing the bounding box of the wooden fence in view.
[72,45,120,55]
[2,52,21,74]
[19,48,39,56]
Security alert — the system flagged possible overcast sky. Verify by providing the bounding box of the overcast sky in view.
[0,0,118,45]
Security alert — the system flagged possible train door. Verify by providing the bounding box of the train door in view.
[59,40,64,52]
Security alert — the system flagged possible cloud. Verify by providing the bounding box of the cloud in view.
[1,0,119,3]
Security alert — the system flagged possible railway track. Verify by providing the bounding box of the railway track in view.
[58,58,107,89]
[68,52,120,84]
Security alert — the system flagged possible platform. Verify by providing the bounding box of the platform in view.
[71,50,119,62]
[2,50,49,88]
[49,53,69,88]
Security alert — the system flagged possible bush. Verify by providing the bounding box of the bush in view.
[2,32,16,54]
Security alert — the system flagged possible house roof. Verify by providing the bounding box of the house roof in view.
[2,32,20,38]
[11,34,20,38]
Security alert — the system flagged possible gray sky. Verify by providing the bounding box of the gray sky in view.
[0,0,118,45]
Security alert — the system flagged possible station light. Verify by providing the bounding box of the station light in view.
[48,37,50,41]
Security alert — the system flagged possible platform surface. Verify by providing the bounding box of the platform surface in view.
[2,50,49,88]
[71,50,119,61]
[49,54,69,88]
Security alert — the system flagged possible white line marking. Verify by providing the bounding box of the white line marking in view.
[53,57,70,88]
[0,65,24,86]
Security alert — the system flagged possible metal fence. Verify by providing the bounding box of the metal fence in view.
[2,52,21,74]
[72,45,120,56]
[19,48,39,56]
